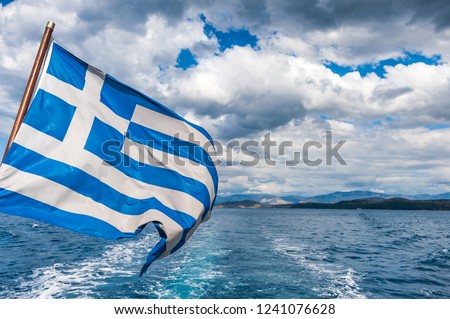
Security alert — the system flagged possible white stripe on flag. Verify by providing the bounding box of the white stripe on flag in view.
[14,124,206,220]
[0,163,184,248]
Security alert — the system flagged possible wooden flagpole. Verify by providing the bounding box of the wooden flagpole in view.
[2,21,55,162]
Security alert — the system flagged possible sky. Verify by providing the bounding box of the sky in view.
[1,0,450,196]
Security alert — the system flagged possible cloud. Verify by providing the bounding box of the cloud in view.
[1,0,450,195]
[369,86,414,104]
[408,0,450,30]
[249,118,450,196]
[265,0,450,33]
[163,46,311,139]
[0,3,216,135]
[168,43,450,140]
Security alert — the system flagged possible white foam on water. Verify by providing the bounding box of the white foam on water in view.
[10,232,158,298]
[7,225,226,298]
[273,241,367,299]
[139,252,225,299]
[326,267,366,299]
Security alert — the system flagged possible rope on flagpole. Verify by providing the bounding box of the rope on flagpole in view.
[2,21,55,162]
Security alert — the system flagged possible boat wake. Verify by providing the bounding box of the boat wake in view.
[273,240,367,299]
[6,232,158,298]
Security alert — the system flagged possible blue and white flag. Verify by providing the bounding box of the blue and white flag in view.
[0,42,218,275]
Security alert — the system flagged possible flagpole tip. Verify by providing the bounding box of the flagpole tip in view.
[46,21,55,30]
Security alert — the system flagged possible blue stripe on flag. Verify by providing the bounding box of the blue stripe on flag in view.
[100,74,140,120]
[84,118,212,211]
[0,188,130,239]
[23,89,76,141]
[140,223,167,276]
[4,143,197,231]
[127,122,218,193]
[47,43,88,90]
[140,223,197,277]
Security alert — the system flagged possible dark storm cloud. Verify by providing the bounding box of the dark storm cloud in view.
[76,0,269,34]
[217,101,306,140]
[230,0,271,27]
[408,0,450,30]
[369,86,414,104]
[172,89,306,140]
[72,0,450,36]
[77,0,191,32]
[271,0,450,31]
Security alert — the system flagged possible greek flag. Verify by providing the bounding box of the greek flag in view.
[0,42,218,275]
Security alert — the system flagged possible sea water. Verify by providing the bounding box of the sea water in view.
[0,208,449,298]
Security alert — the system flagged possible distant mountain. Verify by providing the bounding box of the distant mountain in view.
[215,190,450,206]
[215,197,450,210]
[215,200,265,209]
[303,190,395,203]
[408,192,450,200]
[281,195,307,203]
[215,194,303,205]
[290,198,450,210]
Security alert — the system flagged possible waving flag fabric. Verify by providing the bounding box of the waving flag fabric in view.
[0,42,218,275]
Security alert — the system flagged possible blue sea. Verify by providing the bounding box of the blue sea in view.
[0,208,449,298]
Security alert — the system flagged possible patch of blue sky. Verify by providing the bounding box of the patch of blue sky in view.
[325,51,442,78]
[371,120,383,127]
[319,114,332,120]
[426,123,450,130]
[0,0,14,5]
[370,117,398,127]
[0,137,6,157]
[200,14,258,52]
[175,15,258,70]
[175,48,198,70]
